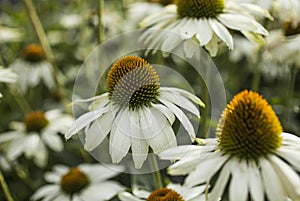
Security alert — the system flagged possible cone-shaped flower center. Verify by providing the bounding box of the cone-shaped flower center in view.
[148,0,174,6]
[284,21,300,36]
[217,90,283,161]
[23,111,49,133]
[60,168,90,195]
[22,44,45,63]
[106,56,160,110]
[147,188,184,201]
[176,0,224,19]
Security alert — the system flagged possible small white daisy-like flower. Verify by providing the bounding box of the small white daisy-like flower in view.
[0,67,17,98]
[10,44,55,93]
[264,22,300,67]
[31,163,125,201]
[0,26,23,43]
[160,90,300,201]
[66,55,204,169]
[0,110,73,167]
[239,0,300,25]
[125,0,174,31]
[229,35,261,63]
[118,183,206,201]
[140,0,270,57]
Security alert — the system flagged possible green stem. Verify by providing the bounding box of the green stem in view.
[149,154,163,189]
[283,65,298,128]
[23,0,69,107]
[251,48,263,92]
[10,87,32,114]
[251,63,261,91]
[0,169,14,201]
[98,0,105,44]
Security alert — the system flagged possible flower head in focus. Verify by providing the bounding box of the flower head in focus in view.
[66,55,204,169]
[9,44,55,93]
[0,110,73,167]
[140,0,271,57]
[31,163,124,201]
[118,183,206,201]
[160,90,300,201]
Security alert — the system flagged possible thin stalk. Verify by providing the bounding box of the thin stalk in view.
[0,169,14,201]
[283,65,298,128]
[98,0,105,44]
[251,63,261,91]
[251,49,263,91]
[10,87,32,114]
[149,154,163,189]
[23,0,68,107]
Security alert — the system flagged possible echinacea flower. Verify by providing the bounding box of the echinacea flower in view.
[160,90,300,201]
[239,0,300,25]
[264,22,300,67]
[66,55,204,169]
[118,183,206,201]
[0,110,73,167]
[0,26,23,43]
[0,67,17,98]
[125,0,174,31]
[10,44,55,92]
[31,163,125,201]
[140,0,271,57]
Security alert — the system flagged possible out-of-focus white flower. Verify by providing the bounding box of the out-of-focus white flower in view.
[10,44,55,93]
[236,0,300,25]
[66,55,204,169]
[229,35,261,63]
[0,26,23,43]
[119,183,206,201]
[31,163,125,201]
[0,153,11,172]
[0,110,73,167]
[60,14,83,29]
[140,0,270,57]
[125,1,173,31]
[160,90,300,201]
[0,67,17,98]
[264,24,300,67]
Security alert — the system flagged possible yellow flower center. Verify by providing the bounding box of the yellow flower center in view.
[23,111,49,133]
[148,0,174,6]
[106,56,160,110]
[283,21,300,36]
[60,168,90,195]
[22,44,45,63]
[176,0,224,19]
[216,90,283,161]
[147,188,184,201]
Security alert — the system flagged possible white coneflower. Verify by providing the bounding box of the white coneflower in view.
[10,44,55,93]
[0,26,22,43]
[0,67,17,98]
[264,21,300,67]
[31,163,124,201]
[125,0,174,31]
[140,0,271,57]
[160,90,300,201]
[118,183,206,201]
[66,55,204,169]
[0,110,73,167]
